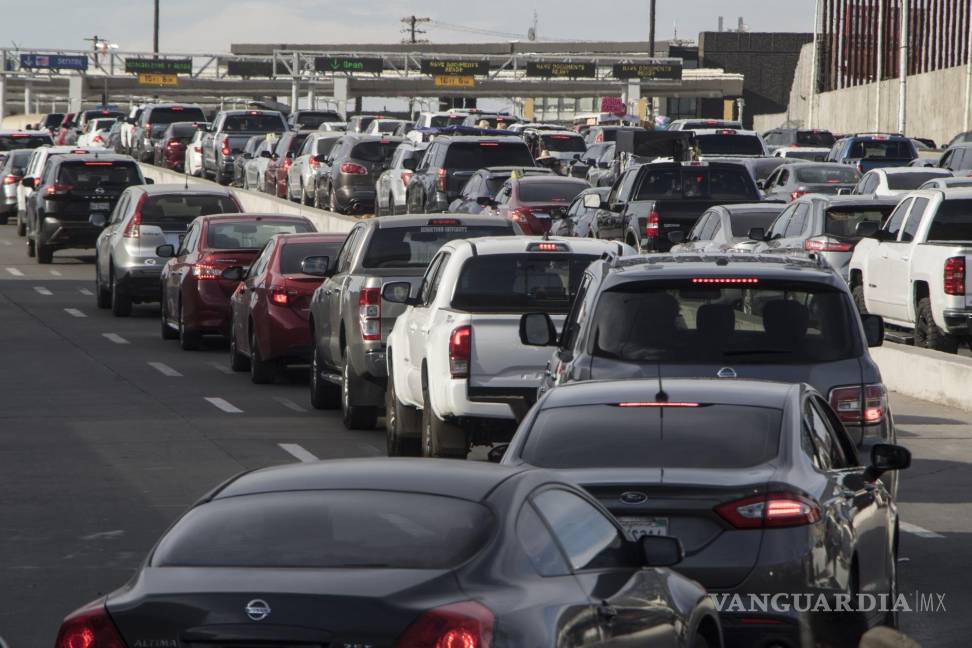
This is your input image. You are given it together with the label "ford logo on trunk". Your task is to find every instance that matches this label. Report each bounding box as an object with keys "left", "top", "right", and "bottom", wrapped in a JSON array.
[
  {"left": 620, "top": 491, "right": 648, "bottom": 504},
  {"left": 245, "top": 599, "right": 271, "bottom": 621}
]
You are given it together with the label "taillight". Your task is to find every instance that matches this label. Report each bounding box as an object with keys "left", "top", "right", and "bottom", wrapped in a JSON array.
[
  {"left": 855, "top": 161, "right": 863, "bottom": 173},
  {"left": 437, "top": 167, "right": 447, "bottom": 192},
  {"left": 123, "top": 195, "right": 147, "bottom": 239},
  {"left": 191, "top": 255, "right": 221, "bottom": 281},
  {"left": 309, "top": 156, "right": 319, "bottom": 168},
  {"left": 3, "top": 175, "right": 20, "bottom": 185},
  {"left": 401, "top": 170, "right": 413, "bottom": 186},
  {"left": 194, "top": 146, "right": 202, "bottom": 153},
  {"left": 270, "top": 287, "right": 289, "bottom": 306},
  {"left": 166, "top": 139, "right": 181, "bottom": 148},
  {"left": 509, "top": 208, "right": 531, "bottom": 224},
  {"left": 45, "top": 183, "right": 73, "bottom": 197},
  {"left": 359, "top": 287, "right": 381, "bottom": 341},
  {"left": 945, "top": 256, "right": 966, "bottom": 295},
  {"left": 341, "top": 162, "right": 368, "bottom": 175},
  {"left": 395, "top": 600, "right": 494, "bottom": 648},
  {"left": 92, "top": 135, "right": 105, "bottom": 144},
  {"left": 221, "top": 138, "right": 231, "bottom": 156},
  {"left": 804, "top": 237, "right": 854, "bottom": 252},
  {"left": 645, "top": 209, "right": 660, "bottom": 239},
  {"left": 283, "top": 157, "right": 293, "bottom": 171},
  {"left": 143, "top": 124, "right": 151, "bottom": 135},
  {"left": 790, "top": 190, "right": 807, "bottom": 201},
  {"left": 715, "top": 492, "right": 822, "bottom": 529},
  {"left": 829, "top": 383, "right": 887, "bottom": 425},
  {"left": 55, "top": 599, "right": 126, "bottom": 648},
  {"left": 449, "top": 326, "right": 471, "bottom": 378}
]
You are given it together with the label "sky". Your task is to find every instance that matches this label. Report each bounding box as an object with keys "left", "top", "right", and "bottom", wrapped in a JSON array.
[{"left": 2, "top": 1, "right": 814, "bottom": 53}]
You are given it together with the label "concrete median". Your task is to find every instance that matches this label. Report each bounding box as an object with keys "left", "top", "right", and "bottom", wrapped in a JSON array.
[
  {"left": 872, "top": 342, "right": 972, "bottom": 413},
  {"left": 138, "top": 164, "right": 358, "bottom": 234}
]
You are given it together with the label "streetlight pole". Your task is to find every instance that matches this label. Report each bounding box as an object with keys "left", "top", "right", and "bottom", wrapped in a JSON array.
[
  {"left": 809, "top": 0, "right": 820, "bottom": 128},
  {"left": 153, "top": 0, "right": 160, "bottom": 55},
  {"left": 897, "top": 0, "right": 908, "bottom": 134}
]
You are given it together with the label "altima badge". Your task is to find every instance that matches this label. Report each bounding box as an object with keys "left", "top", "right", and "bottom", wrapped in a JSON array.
[
  {"left": 717, "top": 367, "right": 738, "bottom": 379},
  {"left": 245, "top": 599, "right": 271, "bottom": 621}
]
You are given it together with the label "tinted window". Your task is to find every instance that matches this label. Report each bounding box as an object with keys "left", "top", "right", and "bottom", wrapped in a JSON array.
[
  {"left": 517, "top": 503, "right": 570, "bottom": 576},
  {"left": 443, "top": 142, "right": 534, "bottom": 169},
  {"left": 148, "top": 107, "right": 206, "bottom": 125},
  {"left": 523, "top": 404, "right": 782, "bottom": 469},
  {"left": 0, "top": 134, "right": 52, "bottom": 150},
  {"left": 886, "top": 172, "right": 950, "bottom": 190},
  {"left": 533, "top": 490, "right": 627, "bottom": 571},
  {"left": 793, "top": 166, "right": 859, "bottom": 184},
  {"left": 294, "top": 112, "right": 341, "bottom": 129},
  {"left": 635, "top": 167, "right": 757, "bottom": 200},
  {"left": 373, "top": 121, "right": 403, "bottom": 134},
  {"left": 695, "top": 134, "right": 764, "bottom": 156},
  {"left": 589, "top": 280, "right": 859, "bottom": 364},
  {"left": 429, "top": 115, "right": 467, "bottom": 127},
  {"left": 452, "top": 254, "right": 597, "bottom": 313},
  {"left": 884, "top": 198, "right": 911, "bottom": 237},
  {"left": 363, "top": 224, "right": 514, "bottom": 268},
  {"left": 901, "top": 199, "right": 928, "bottom": 242},
  {"left": 729, "top": 210, "right": 781, "bottom": 236},
  {"left": 3, "top": 149, "right": 32, "bottom": 173},
  {"left": 285, "top": 133, "right": 310, "bottom": 155},
  {"left": 141, "top": 195, "right": 240, "bottom": 230},
  {"left": 518, "top": 181, "right": 588, "bottom": 203},
  {"left": 926, "top": 199, "right": 972, "bottom": 241},
  {"left": 152, "top": 490, "right": 494, "bottom": 568},
  {"left": 57, "top": 162, "right": 141, "bottom": 187},
  {"left": 541, "top": 134, "right": 586, "bottom": 152},
  {"left": 825, "top": 206, "right": 893, "bottom": 237},
  {"left": 207, "top": 220, "right": 313, "bottom": 249},
  {"left": 166, "top": 123, "right": 197, "bottom": 138},
  {"left": 847, "top": 139, "right": 915, "bottom": 159},
  {"left": 349, "top": 141, "right": 399, "bottom": 163},
  {"left": 223, "top": 113, "right": 286, "bottom": 132},
  {"left": 315, "top": 138, "right": 339, "bottom": 156},
  {"left": 279, "top": 241, "right": 343, "bottom": 274},
  {"left": 796, "top": 131, "right": 836, "bottom": 147}
]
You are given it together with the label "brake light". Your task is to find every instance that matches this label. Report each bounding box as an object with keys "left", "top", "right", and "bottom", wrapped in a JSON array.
[
  {"left": 359, "top": 287, "right": 381, "bottom": 341},
  {"left": 790, "top": 190, "right": 807, "bottom": 201},
  {"left": 171, "top": 106, "right": 184, "bottom": 111},
  {"left": 715, "top": 492, "right": 822, "bottom": 529},
  {"left": 395, "top": 600, "right": 494, "bottom": 648},
  {"left": 855, "top": 162, "right": 863, "bottom": 173},
  {"left": 309, "top": 156, "right": 319, "bottom": 168},
  {"left": 428, "top": 218, "right": 460, "bottom": 226},
  {"left": 804, "top": 237, "right": 854, "bottom": 252},
  {"left": 341, "top": 162, "right": 368, "bottom": 175},
  {"left": 510, "top": 207, "right": 531, "bottom": 224},
  {"left": 479, "top": 142, "right": 499, "bottom": 147},
  {"left": 123, "top": 195, "right": 147, "bottom": 239},
  {"left": 192, "top": 255, "right": 222, "bottom": 280},
  {"left": 166, "top": 139, "right": 182, "bottom": 148},
  {"left": 283, "top": 157, "right": 293, "bottom": 171},
  {"left": 829, "top": 384, "right": 887, "bottom": 424},
  {"left": 92, "top": 135, "right": 105, "bottom": 144},
  {"left": 645, "top": 209, "right": 660, "bottom": 238},
  {"left": 945, "top": 257, "right": 966, "bottom": 295},
  {"left": 270, "top": 287, "right": 289, "bottom": 306},
  {"left": 221, "top": 138, "right": 231, "bottom": 156},
  {"left": 143, "top": 124, "right": 151, "bottom": 134},
  {"left": 55, "top": 599, "right": 126, "bottom": 648},
  {"left": 691, "top": 277, "right": 760, "bottom": 285},
  {"left": 401, "top": 170, "right": 413, "bottom": 186},
  {"left": 45, "top": 183, "right": 73, "bottom": 196},
  {"left": 437, "top": 167, "right": 448, "bottom": 192},
  {"left": 716, "top": 129, "right": 737, "bottom": 135},
  {"left": 533, "top": 242, "right": 565, "bottom": 252},
  {"left": 449, "top": 325, "right": 471, "bottom": 378},
  {"left": 3, "top": 175, "right": 20, "bottom": 185},
  {"left": 194, "top": 146, "right": 202, "bottom": 153}
]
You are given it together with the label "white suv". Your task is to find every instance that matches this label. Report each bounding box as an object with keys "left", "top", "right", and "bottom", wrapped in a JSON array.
[{"left": 383, "top": 236, "right": 634, "bottom": 458}]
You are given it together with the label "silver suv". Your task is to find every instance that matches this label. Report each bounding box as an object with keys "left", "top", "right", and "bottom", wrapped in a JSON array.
[{"left": 94, "top": 184, "right": 241, "bottom": 316}]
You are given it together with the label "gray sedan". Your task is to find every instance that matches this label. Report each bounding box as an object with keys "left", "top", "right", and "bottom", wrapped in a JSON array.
[
  {"left": 761, "top": 162, "right": 861, "bottom": 202},
  {"left": 500, "top": 377, "right": 910, "bottom": 648},
  {"left": 669, "top": 203, "right": 784, "bottom": 253}
]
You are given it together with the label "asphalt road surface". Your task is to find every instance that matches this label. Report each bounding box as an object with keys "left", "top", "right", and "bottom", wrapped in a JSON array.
[{"left": 0, "top": 223, "right": 968, "bottom": 647}]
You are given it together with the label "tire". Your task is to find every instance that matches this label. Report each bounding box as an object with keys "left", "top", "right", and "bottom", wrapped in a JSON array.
[
  {"left": 312, "top": 184, "right": 322, "bottom": 209},
  {"left": 26, "top": 236, "right": 35, "bottom": 257},
  {"left": 95, "top": 263, "right": 111, "bottom": 309},
  {"left": 110, "top": 271, "right": 132, "bottom": 317},
  {"left": 309, "top": 343, "right": 340, "bottom": 409},
  {"left": 915, "top": 296, "right": 958, "bottom": 353},
  {"left": 385, "top": 363, "right": 421, "bottom": 456},
  {"left": 178, "top": 302, "right": 201, "bottom": 351},
  {"left": 16, "top": 214, "right": 26, "bottom": 236},
  {"left": 0, "top": 216, "right": 7, "bottom": 225},
  {"left": 229, "top": 322, "right": 250, "bottom": 372},
  {"left": 329, "top": 185, "right": 341, "bottom": 214},
  {"left": 249, "top": 328, "right": 276, "bottom": 384},
  {"left": 421, "top": 383, "right": 466, "bottom": 459},
  {"left": 300, "top": 183, "right": 309, "bottom": 206},
  {"left": 852, "top": 282, "right": 868, "bottom": 315},
  {"left": 160, "top": 294, "right": 178, "bottom": 340},
  {"left": 36, "top": 240, "right": 53, "bottom": 264},
  {"left": 341, "top": 348, "right": 378, "bottom": 430}
]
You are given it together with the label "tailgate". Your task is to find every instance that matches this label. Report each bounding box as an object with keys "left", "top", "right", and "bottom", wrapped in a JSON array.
[
  {"left": 468, "top": 313, "right": 565, "bottom": 389},
  {"left": 857, "top": 158, "right": 913, "bottom": 172},
  {"left": 644, "top": 199, "right": 721, "bottom": 238}
]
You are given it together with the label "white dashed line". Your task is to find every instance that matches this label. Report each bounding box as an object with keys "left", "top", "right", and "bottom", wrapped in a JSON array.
[
  {"left": 274, "top": 396, "right": 307, "bottom": 413},
  {"left": 0, "top": 240, "right": 11, "bottom": 246},
  {"left": 79, "top": 288, "right": 93, "bottom": 296},
  {"left": 64, "top": 308, "right": 86, "bottom": 318},
  {"left": 102, "top": 333, "right": 129, "bottom": 345},
  {"left": 33, "top": 286, "right": 52, "bottom": 296},
  {"left": 49, "top": 269, "right": 62, "bottom": 276},
  {"left": 207, "top": 361, "right": 234, "bottom": 375},
  {"left": 204, "top": 397, "right": 243, "bottom": 413},
  {"left": 148, "top": 362, "right": 182, "bottom": 377},
  {"left": 5, "top": 267, "right": 23, "bottom": 277},
  {"left": 279, "top": 443, "right": 318, "bottom": 463},
  {"left": 900, "top": 522, "right": 945, "bottom": 539}
]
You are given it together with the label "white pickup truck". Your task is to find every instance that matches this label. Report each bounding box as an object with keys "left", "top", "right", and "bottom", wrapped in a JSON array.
[
  {"left": 383, "top": 236, "right": 633, "bottom": 458},
  {"left": 849, "top": 188, "right": 972, "bottom": 353}
]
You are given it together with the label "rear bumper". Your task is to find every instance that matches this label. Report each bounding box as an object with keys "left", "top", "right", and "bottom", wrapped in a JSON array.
[
  {"left": 184, "top": 282, "right": 233, "bottom": 334},
  {"left": 115, "top": 266, "right": 163, "bottom": 300},
  {"left": 38, "top": 219, "right": 101, "bottom": 249},
  {"left": 942, "top": 309, "right": 972, "bottom": 335},
  {"left": 335, "top": 183, "right": 376, "bottom": 207},
  {"left": 264, "top": 307, "right": 313, "bottom": 362},
  {"left": 434, "top": 380, "right": 528, "bottom": 422}
]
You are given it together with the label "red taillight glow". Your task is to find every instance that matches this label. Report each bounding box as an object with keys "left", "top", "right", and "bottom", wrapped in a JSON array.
[
  {"left": 401, "top": 170, "right": 413, "bottom": 186},
  {"left": 282, "top": 158, "right": 293, "bottom": 171},
  {"left": 394, "top": 600, "right": 494, "bottom": 648},
  {"left": 829, "top": 383, "right": 887, "bottom": 424},
  {"left": 616, "top": 402, "right": 701, "bottom": 408},
  {"left": 359, "top": 287, "right": 381, "bottom": 341},
  {"left": 535, "top": 242, "right": 561, "bottom": 251},
  {"left": 309, "top": 156, "right": 319, "bottom": 168},
  {"left": 428, "top": 218, "right": 460, "bottom": 226},
  {"left": 192, "top": 255, "right": 222, "bottom": 281},
  {"left": 270, "top": 288, "right": 289, "bottom": 306},
  {"left": 92, "top": 135, "right": 105, "bottom": 144},
  {"left": 3, "top": 175, "right": 20, "bottom": 185},
  {"left": 55, "top": 600, "right": 126, "bottom": 648},
  {"left": 341, "top": 162, "right": 368, "bottom": 175},
  {"left": 437, "top": 168, "right": 448, "bottom": 192},
  {"left": 449, "top": 325, "right": 472, "bottom": 378},
  {"left": 790, "top": 190, "right": 807, "bottom": 201},
  {"left": 221, "top": 139, "right": 231, "bottom": 156},
  {"left": 45, "top": 183, "right": 73, "bottom": 196},
  {"left": 645, "top": 209, "right": 660, "bottom": 239},
  {"left": 715, "top": 492, "right": 822, "bottom": 529},
  {"left": 83, "top": 162, "right": 113, "bottom": 166},
  {"left": 945, "top": 256, "right": 966, "bottom": 295},
  {"left": 691, "top": 277, "right": 760, "bottom": 285},
  {"left": 804, "top": 237, "right": 854, "bottom": 252},
  {"left": 123, "top": 195, "right": 147, "bottom": 239},
  {"left": 510, "top": 208, "right": 532, "bottom": 225}
]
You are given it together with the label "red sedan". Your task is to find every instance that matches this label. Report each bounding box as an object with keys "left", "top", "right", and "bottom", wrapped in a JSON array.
[
  {"left": 159, "top": 214, "right": 315, "bottom": 350},
  {"left": 264, "top": 131, "right": 311, "bottom": 199},
  {"left": 228, "top": 232, "right": 346, "bottom": 383},
  {"left": 484, "top": 175, "right": 590, "bottom": 235}
]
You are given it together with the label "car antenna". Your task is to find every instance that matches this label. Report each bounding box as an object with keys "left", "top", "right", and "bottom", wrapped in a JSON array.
[{"left": 655, "top": 363, "right": 669, "bottom": 403}]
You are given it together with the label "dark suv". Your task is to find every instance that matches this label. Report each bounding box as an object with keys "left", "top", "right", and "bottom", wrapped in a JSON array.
[
  {"left": 134, "top": 104, "right": 207, "bottom": 162},
  {"left": 26, "top": 154, "right": 147, "bottom": 264},
  {"left": 405, "top": 136, "right": 535, "bottom": 213},
  {"left": 316, "top": 134, "right": 402, "bottom": 214}
]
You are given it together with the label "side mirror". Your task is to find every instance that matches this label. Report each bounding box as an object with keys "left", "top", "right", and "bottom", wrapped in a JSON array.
[
  {"left": 865, "top": 443, "right": 911, "bottom": 481},
  {"left": 597, "top": 161, "right": 610, "bottom": 169},
  {"left": 21, "top": 177, "right": 35, "bottom": 188},
  {"left": 748, "top": 227, "right": 766, "bottom": 241},
  {"left": 476, "top": 196, "right": 495, "bottom": 207},
  {"left": 639, "top": 535, "right": 684, "bottom": 567},
  {"left": 667, "top": 230, "right": 685, "bottom": 244},
  {"left": 756, "top": 180, "right": 766, "bottom": 190},
  {"left": 582, "top": 193, "right": 601, "bottom": 209},
  {"left": 381, "top": 281, "right": 413, "bottom": 304},
  {"left": 402, "top": 158, "right": 418, "bottom": 171},
  {"left": 260, "top": 150, "right": 272, "bottom": 159},
  {"left": 156, "top": 244, "right": 175, "bottom": 258},
  {"left": 145, "top": 178, "right": 155, "bottom": 185},
  {"left": 519, "top": 312, "right": 558, "bottom": 347},
  {"left": 300, "top": 255, "right": 331, "bottom": 277},
  {"left": 243, "top": 152, "right": 253, "bottom": 160},
  {"left": 88, "top": 213, "right": 108, "bottom": 228},
  {"left": 572, "top": 153, "right": 581, "bottom": 161},
  {"left": 220, "top": 266, "right": 244, "bottom": 281},
  {"left": 487, "top": 443, "right": 509, "bottom": 464},
  {"left": 855, "top": 221, "right": 880, "bottom": 238},
  {"left": 862, "top": 313, "right": 884, "bottom": 347}
]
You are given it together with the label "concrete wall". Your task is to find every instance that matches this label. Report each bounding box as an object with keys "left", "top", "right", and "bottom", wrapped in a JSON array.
[{"left": 871, "top": 343, "right": 972, "bottom": 413}]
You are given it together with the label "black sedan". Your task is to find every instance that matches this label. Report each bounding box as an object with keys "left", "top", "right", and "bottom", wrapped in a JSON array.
[
  {"left": 500, "top": 378, "right": 910, "bottom": 648},
  {"left": 55, "top": 458, "right": 723, "bottom": 648}
]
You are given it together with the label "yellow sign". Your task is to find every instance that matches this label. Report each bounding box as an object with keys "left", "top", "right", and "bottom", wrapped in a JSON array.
[
  {"left": 433, "top": 75, "right": 475, "bottom": 89},
  {"left": 138, "top": 73, "right": 179, "bottom": 87}
]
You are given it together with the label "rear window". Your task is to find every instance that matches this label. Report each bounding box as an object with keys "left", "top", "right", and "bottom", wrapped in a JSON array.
[
  {"left": 848, "top": 139, "right": 915, "bottom": 159},
  {"left": 452, "top": 253, "right": 597, "bottom": 313},
  {"left": 167, "top": 123, "right": 198, "bottom": 138},
  {"left": 223, "top": 113, "right": 286, "bottom": 132},
  {"left": 522, "top": 404, "right": 781, "bottom": 469},
  {"left": 886, "top": 172, "right": 950, "bottom": 190},
  {"left": 782, "top": 149, "right": 829, "bottom": 161},
  {"left": 141, "top": 195, "right": 240, "bottom": 231},
  {"left": 927, "top": 199, "right": 972, "bottom": 241},
  {"left": 148, "top": 107, "right": 206, "bottom": 125},
  {"left": 374, "top": 121, "right": 402, "bottom": 134},
  {"left": 152, "top": 490, "right": 494, "bottom": 569},
  {"left": 793, "top": 166, "right": 860, "bottom": 184},
  {"left": 444, "top": 142, "right": 535, "bottom": 169},
  {"left": 6, "top": 149, "right": 33, "bottom": 172},
  {"left": 429, "top": 115, "right": 467, "bottom": 127},
  {"left": 363, "top": 223, "right": 514, "bottom": 268},
  {"left": 280, "top": 241, "right": 343, "bottom": 274},
  {"left": 635, "top": 167, "right": 758, "bottom": 201},
  {"left": 315, "top": 138, "right": 339, "bottom": 156},
  {"left": 0, "top": 134, "right": 52, "bottom": 150},
  {"left": 728, "top": 210, "right": 782, "bottom": 236},
  {"left": 825, "top": 206, "right": 892, "bottom": 238},
  {"left": 285, "top": 133, "right": 310, "bottom": 155},
  {"left": 57, "top": 162, "right": 141, "bottom": 187},
  {"left": 518, "top": 181, "right": 587, "bottom": 203},
  {"left": 350, "top": 141, "right": 399, "bottom": 163},
  {"left": 589, "top": 280, "right": 859, "bottom": 364},
  {"left": 294, "top": 112, "right": 341, "bottom": 129},
  {"left": 207, "top": 220, "right": 313, "bottom": 249},
  {"left": 541, "top": 134, "right": 586, "bottom": 152},
  {"left": 796, "top": 131, "right": 836, "bottom": 147},
  {"left": 696, "top": 134, "right": 765, "bottom": 156}
]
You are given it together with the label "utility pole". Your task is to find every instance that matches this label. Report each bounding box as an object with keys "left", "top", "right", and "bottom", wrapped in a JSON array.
[
  {"left": 647, "top": 0, "right": 656, "bottom": 124},
  {"left": 808, "top": 0, "right": 820, "bottom": 128},
  {"left": 874, "top": 0, "right": 884, "bottom": 131},
  {"left": 897, "top": 0, "right": 908, "bottom": 135},
  {"left": 400, "top": 16, "right": 430, "bottom": 44},
  {"left": 153, "top": 0, "right": 160, "bottom": 55}
]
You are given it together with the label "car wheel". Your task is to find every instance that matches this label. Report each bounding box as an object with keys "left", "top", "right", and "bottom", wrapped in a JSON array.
[
  {"left": 385, "top": 361, "right": 421, "bottom": 456},
  {"left": 300, "top": 183, "right": 309, "bottom": 206},
  {"left": 852, "top": 282, "right": 868, "bottom": 315},
  {"left": 26, "top": 235, "right": 35, "bottom": 258},
  {"left": 329, "top": 185, "right": 342, "bottom": 214},
  {"left": 915, "top": 296, "right": 958, "bottom": 353},
  {"left": 229, "top": 320, "right": 250, "bottom": 371},
  {"left": 178, "top": 301, "right": 201, "bottom": 351},
  {"left": 16, "top": 213, "right": 26, "bottom": 237},
  {"left": 110, "top": 270, "right": 132, "bottom": 317},
  {"left": 421, "top": 382, "right": 466, "bottom": 459},
  {"left": 160, "top": 293, "right": 178, "bottom": 340},
  {"left": 36, "top": 239, "right": 53, "bottom": 264},
  {"left": 341, "top": 348, "right": 378, "bottom": 430},
  {"left": 95, "top": 262, "right": 111, "bottom": 309},
  {"left": 309, "top": 343, "right": 340, "bottom": 409},
  {"left": 249, "top": 327, "right": 277, "bottom": 384}
]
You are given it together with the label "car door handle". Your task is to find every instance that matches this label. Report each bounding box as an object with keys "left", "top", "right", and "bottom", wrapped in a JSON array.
[{"left": 597, "top": 603, "right": 618, "bottom": 621}]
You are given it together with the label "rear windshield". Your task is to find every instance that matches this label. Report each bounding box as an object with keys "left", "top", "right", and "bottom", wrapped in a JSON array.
[
  {"left": 5, "top": 149, "right": 33, "bottom": 172},
  {"left": 280, "top": 241, "right": 343, "bottom": 274},
  {"left": 728, "top": 210, "right": 782, "bottom": 236},
  {"left": 167, "top": 123, "right": 198, "bottom": 138},
  {"left": 152, "top": 490, "right": 494, "bottom": 569},
  {"left": 696, "top": 134, "right": 765, "bottom": 156},
  {"left": 825, "top": 206, "right": 892, "bottom": 238},
  {"left": 886, "top": 172, "right": 950, "bottom": 190},
  {"left": 316, "top": 138, "right": 339, "bottom": 156},
  {"left": 444, "top": 142, "right": 535, "bottom": 169},
  {"left": 141, "top": 195, "right": 240, "bottom": 231},
  {"left": 848, "top": 139, "right": 915, "bottom": 159},
  {"left": 42, "top": 114, "right": 64, "bottom": 128},
  {"left": 0, "top": 134, "right": 52, "bottom": 150},
  {"left": 541, "top": 134, "right": 586, "bottom": 152},
  {"left": 519, "top": 181, "right": 587, "bottom": 203},
  {"left": 793, "top": 166, "right": 860, "bottom": 184},
  {"left": 148, "top": 107, "right": 206, "bottom": 125},
  {"left": 429, "top": 115, "right": 467, "bottom": 127},
  {"left": 223, "top": 113, "right": 286, "bottom": 132},
  {"left": 523, "top": 404, "right": 781, "bottom": 469},
  {"left": 928, "top": 199, "right": 972, "bottom": 241},
  {"left": 782, "top": 149, "right": 829, "bottom": 161},
  {"left": 363, "top": 224, "right": 513, "bottom": 268},
  {"left": 294, "top": 112, "right": 341, "bottom": 129},
  {"left": 452, "top": 254, "right": 597, "bottom": 313},
  {"left": 468, "top": 116, "right": 518, "bottom": 129},
  {"left": 635, "top": 167, "right": 758, "bottom": 201},
  {"left": 589, "top": 280, "right": 859, "bottom": 364},
  {"left": 207, "top": 220, "right": 313, "bottom": 249},
  {"left": 350, "top": 141, "right": 399, "bottom": 163},
  {"left": 57, "top": 162, "right": 141, "bottom": 187},
  {"left": 284, "top": 133, "right": 310, "bottom": 155},
  {"left": 797, "top": 131, "right": 836, "bottom": 147},
  {"left": 374, "top": 121, "right": 403, "bottom": 134}
]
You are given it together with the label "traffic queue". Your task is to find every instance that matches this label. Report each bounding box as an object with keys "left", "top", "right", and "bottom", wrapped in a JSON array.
[{"left": 11, "top": 103, "right": 971, "bottom": 647}]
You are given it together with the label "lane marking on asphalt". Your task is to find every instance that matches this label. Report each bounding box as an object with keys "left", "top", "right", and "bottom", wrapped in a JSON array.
[
  {"left": 207, "top": 361, "right": 234, "bottom": 375},
  {"left": 64, "top": 308, "right": 86, "bottom": 318},
  {"left": 274, "top": 396, "right": 307, "bottom": 413},
  {"left": 0, "top": 240, "right": 11, "bottom": 246},
  {"left": 49, "top": 269, "right": 62, "bottom": 276},
  {"left": 148, "top": 361, "right": 182, "bottom": 377},
  {"left": 279, "top": 443, "right": 319, "bottom": 463},
  {"left": 102, "top": 333, "right": 129, "bottom": 345},
  {"left": 79, "top": 288, "right": 93, "bottom": 295},
  {"left": 33, "top": 286, "right": 52, "bottom": 296},
  {"left": 5, "top": 267, "right": 23, "bottom": 277},
  {"left": 900, "top": 521, "right": 945, "bottom": 539},
  {"left": 204, "top": 397, "right": 243, "bottom": 413}
]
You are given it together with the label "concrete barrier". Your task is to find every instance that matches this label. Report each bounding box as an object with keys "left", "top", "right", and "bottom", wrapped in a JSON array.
[
  {"left": 872, "top": 342, "right": 972, "bottom": 412},
  {"left": 138, "top": 164, "right": 358, "bottom": 234}
]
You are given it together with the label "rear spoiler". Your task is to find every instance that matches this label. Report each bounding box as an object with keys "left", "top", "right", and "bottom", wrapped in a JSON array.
[{"left": 616, "top": 130, "right": 696, "bottom": 162}]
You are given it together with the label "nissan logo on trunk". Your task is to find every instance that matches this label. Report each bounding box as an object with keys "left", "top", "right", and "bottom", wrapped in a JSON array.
[
  {"left": 620, "top": 491, "right": 648, "bottom": 504},
  {"left": 245, "top": 599, "right": 271, "bottom": 621}
]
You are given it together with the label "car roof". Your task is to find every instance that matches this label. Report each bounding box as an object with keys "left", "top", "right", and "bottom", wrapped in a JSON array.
[
  {"left": 196, "top": 213, "right": 312, "bottom": 223},
  {"left": 691, "top": 128, "right": 761, "bottom": 136},
  {"left": 482, "top": 165, "right": 548, "bottom": 175},
  {"left": 539, "top": 378, "right": 798, "bottom": 410},
  {"left": 51, "top": 153, "right": 136, "bottom": 164},
  {"left": 436, "top": 135, "right": 525, "bottom": 144},
  {"left": 609, "top": 253, "right": 839, "bottom": 284},
  {"left": 808, "top": 194, "right": 900, "bottom": 207},
  {"left": 444, "top": 236, "right": 627, "bottom": 256},
  {"left": 367, "top": 214, "right": 514, "bottom": 229},
  {"left": 719, "top": 202, "right": 787, "bottom": 213},
  {"left": 512, "top": 174, "right": 588, "bottom": 185},
  {"left": 215, "top": 458, "right": 527, "bottom": 502},
  {"left": 144, "top": 103, "right": 202, "bottom": 110},
  {"left": 877, "top": 166, "right": 951, "bottom": 175},
  {"left": 272, "top": 232, "right": 346, "bottom": 243},
  {"left": 0, "top": 130, "right": 52, "bottom": 135},
  {"left": 133, "top": 183, "right": 236, "bottom": 196}
]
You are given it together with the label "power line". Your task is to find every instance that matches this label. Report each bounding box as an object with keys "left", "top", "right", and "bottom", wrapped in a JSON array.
[{"left": 401, "top": 16, "right": 431, "bottom": 44}]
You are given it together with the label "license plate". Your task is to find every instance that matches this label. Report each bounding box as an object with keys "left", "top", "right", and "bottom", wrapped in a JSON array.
[
  {"left": 90, "top": 202, "right": 110, "bottom": 211},
  {"left": 532, "top": 212, "right": 550, "bottom": 219},
  {"left": 619, "top": 516, "right": 669, "bottom": 539}
]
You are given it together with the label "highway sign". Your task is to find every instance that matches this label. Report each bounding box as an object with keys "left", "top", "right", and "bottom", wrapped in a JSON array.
[
  {"left": 525, "top": 61, "right": 596, "bottom": 78},
  {"left": 612, "top": 61, "right": 683, "bottom": 80},
  {"left": 225, "top": 60, "right": 275, "bottom": 77},
  {"left": 433, "top": 75, "right": 475, "bottom": 89},
  {"left": 421, "top": 60, "right": 489, "bottom": 76},
  {"left": 126, "top": 58, "right": 192, "bottom": 75},
  {"left": 19, "top": 54, "right": 88, "bottom": 71},
  {"left": 314, "top": 56, "right": 384, "bottom": 74},
  {"left": 137, "top": 73, "right": 179, "bottom": 87}
]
